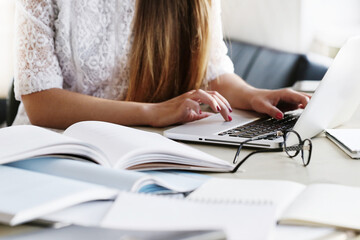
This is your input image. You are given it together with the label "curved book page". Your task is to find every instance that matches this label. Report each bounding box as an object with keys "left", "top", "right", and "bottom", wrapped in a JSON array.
[
  {"left": 0, "top": 125, "right": 108, "bottom": 166},
  {"left": 64, "top": 121, "right": 233, "bottom": 172}
]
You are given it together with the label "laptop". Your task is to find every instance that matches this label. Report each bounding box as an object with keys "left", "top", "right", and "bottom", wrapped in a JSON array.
[{"left": 164, "top": 36, "right": 360, "bottom": 148}]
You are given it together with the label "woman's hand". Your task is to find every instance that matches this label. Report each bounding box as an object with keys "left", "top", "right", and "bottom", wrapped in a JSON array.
[
  {"left": 248, "top": 88, "right": 310, "bottom": 120},
  {"left": 148, "top": 89, "right": 232, "bottom": 127},
  {"left": 208, "top": 73, "right": 310, "bottom": 120}
]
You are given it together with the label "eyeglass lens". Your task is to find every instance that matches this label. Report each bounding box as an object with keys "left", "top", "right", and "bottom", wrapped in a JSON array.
[
  {"left": 284, "top": 131, "right": 302, "bottom": 158},
  {"left": 301, "top": 139, "right": 312, "bottom": 166},
  {"left": 284, "top": 130, "right": 312, "bottom": 166}
]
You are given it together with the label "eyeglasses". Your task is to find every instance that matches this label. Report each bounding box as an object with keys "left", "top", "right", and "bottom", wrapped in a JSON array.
[{"left": 231, "top": 130, "right": 312, "bottom": 173}]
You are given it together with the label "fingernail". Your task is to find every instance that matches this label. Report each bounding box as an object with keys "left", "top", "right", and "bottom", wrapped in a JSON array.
[
  {"left": 199, "top": 110, "right": 202, "bottom": 114},
  {"left": 217, "top": 106, "right": 221, "bottom": 112},
  {"left": 276, "top": 113, "right": 283, "bottom": 120},
  {"left": 229, "top": 107, "right": 233, "bottom": 113},
  {"left": 228, "top": 115, "right": 232, "bottom": 121}
]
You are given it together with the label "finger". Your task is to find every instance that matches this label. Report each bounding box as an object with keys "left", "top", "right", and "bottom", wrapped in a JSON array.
[
  {"left": 212, "top": 94, "right": 232, "bottom": 121},
  {"left": 182, "top": 111, "right": 212, "bottom": 123},
  {"left": 180, "top": 99, "right": 212, "bottom": 123},
  {"left": 189, "top": 89, "right": 222, "bottom": 113},
  {"left": 192, "top": 89, "right": 231, "bottom": 121},
  {"left": 208, "top": 91, "right": 232, "bottom": 112},
  {"left": 278, "top": 89, "right": 310, "bottom": 108},
  {"left": 276, "top": 101, "right": 301, "bottom": 112},
  {"left": 182, "top": 98, "right": 202, "bottom": 115},
  {"left": 262, "top": 101, "right": 284, "bottom": 120}
]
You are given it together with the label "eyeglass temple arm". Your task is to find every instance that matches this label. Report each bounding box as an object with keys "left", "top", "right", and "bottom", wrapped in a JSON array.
[
  {"left": 233, "top": 131, "right": 283, "bottom": 164},
  {"left": 231, "top": 148, "right": 283, "bottom": 173}
]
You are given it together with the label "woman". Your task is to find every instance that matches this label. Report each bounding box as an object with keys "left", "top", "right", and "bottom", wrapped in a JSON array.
[{"left": 14, "top": 0, "right": 309, "bottom": 129}]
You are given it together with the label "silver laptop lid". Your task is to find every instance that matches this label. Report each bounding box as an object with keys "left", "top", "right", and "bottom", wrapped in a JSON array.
[
  {"left": 164, "top": 36, "right": 360, "bottom": 147},
  {"left": 293, "top": 36, "right": 360, "bottom": 140}
]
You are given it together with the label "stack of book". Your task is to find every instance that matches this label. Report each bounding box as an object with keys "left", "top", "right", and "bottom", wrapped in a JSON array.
[{"left": 0, "top": 121, "right": 233, "bottom": 226}]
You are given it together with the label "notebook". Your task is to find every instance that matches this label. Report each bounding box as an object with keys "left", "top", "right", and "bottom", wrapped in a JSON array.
[
  {"left": 101, "top": 192, "right": 276, "bottom": 240},
  {"left": 164, "top": 36, "right": 360, "bottom": 148},
  {"left": 0, "top": 165, "right": 117, "bottom": 226},
  {"left": 325, "top": 129, "right": 360, "bottom": 158},
  {"left": 188, "top": 178, "right": 360, "bottom": 231}
]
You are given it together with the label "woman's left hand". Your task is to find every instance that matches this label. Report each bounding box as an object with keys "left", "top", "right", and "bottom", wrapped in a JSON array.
[{"left": 248, "top": 88, "right": 310, "bottom": 120}]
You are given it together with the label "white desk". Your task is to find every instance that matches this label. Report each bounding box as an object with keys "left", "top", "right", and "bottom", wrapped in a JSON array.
[
  {"left": 2, "top": 106, "right": 360, "bottom": 239},
  {"left": 143, "top": 105, "right": 360, "bottom": 187}
]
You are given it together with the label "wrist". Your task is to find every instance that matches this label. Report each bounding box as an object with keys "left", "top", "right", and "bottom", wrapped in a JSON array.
[
  {"left": 243, "top": 86, "right": 260, "bottom": 108},
  {"left": 137, "top": 103, "right": 156, "bottom": 126},
  {"left": 231, "top": 84, "right": 259, "bottom": 110}
]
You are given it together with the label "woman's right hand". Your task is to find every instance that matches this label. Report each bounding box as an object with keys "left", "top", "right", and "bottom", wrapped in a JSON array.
[{"left": 148, "top": 89, "right": 232, "bottom": 127}]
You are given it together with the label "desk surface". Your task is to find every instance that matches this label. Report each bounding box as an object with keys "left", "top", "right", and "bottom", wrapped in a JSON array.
[
  {"left": 2, "top": 106, "right": 360, "bottom": 239},
  {"left": 139, "top": 105, "right": 360, "bottom": 187}
]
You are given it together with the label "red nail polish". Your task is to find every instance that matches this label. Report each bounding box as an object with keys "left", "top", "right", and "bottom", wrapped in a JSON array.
[
  {"left": 217, "top": 106, "right": 221, "bottom": 112},
  {"left": 228, "top": 116, "right": 232, "bottom": 121},
  {"left": 199, "top": 110, "right": 202, "bottom": 114},
  {"left": 229, "top": 108, "right": 233, "bottom": 113},
  {"left": 276, "top": 113, "right": 283, "bottom": 120}
]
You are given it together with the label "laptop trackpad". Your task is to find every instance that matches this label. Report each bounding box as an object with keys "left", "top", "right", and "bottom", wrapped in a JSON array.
[{"left": 165, "top": 109, "right": 262, "bottom": 136}]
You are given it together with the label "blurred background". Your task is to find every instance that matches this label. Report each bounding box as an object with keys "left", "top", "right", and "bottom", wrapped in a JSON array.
[
  {"left": 0, "top": 0, "right": 15, "bottom": 98},
  {"left": 221, "top": 0, "right": 360, "bottom": 55},
  {"left": 1, "top": 0, "right": 360, "bottom": 98}
]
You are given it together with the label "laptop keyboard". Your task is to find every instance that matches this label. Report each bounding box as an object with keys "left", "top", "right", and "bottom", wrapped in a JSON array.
[{"left": 218, "top": 113, "right": 300, "bottom": 140}]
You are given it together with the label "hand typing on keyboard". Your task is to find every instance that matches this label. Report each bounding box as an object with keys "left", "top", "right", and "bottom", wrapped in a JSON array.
[{"left": 218, "top": 113, "right": 300, "bottom": 139}]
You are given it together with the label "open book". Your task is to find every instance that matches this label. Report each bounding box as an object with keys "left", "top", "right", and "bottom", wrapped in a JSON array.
[
  {"left": 1, "top": 158, "right": 209, "bottom": 226},
  {"left": 7, "top": 157, "right": 210, "bottom": 194},
  {"left": 188, "top": 178, "right": 360, "bottom": 231},
  {"left": 0, "top": 121, "right": 233, "bottom": 172},
  {"left": 0, "top": 164, "right": 118, "bottom": 226}
]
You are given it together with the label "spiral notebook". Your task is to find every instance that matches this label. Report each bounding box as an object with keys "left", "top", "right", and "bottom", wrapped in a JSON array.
[
  {"left": 188, "top": 178, "right": 360, "bottom": 231},
  {"left": 101, "top": 192, "right": 276, "bottom": 240}
]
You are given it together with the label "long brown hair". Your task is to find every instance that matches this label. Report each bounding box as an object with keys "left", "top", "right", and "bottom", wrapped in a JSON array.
[{"left": 126, "top": 0, "right": 212, "bottom": 103}]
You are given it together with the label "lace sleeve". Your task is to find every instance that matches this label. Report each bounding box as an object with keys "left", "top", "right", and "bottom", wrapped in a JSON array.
[
  {"left": 204, "top": 0, "right": 234, "bottom": 85},
  {"left": 14, "top": 0, "right": 63, "bottom": 101}
]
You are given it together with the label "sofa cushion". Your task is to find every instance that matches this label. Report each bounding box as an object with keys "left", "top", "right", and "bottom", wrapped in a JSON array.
[{"left": 226, "top": 40, "right": 328, "bottom": 89}]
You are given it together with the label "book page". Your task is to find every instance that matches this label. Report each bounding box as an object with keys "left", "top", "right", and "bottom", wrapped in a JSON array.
[
  {"left": 64, "top": 121, "right": 233, "bottom": 171},
  {"left": 6, "top": 157, "right": 147, "bottom": 192},
  {"left": 7, "top": 158, "right": 209, "bottom": 194},
  {"left": 0, "top": 165, "right": 117, "bottom": 226},
  {"left": 0, "top": 125, "right": 108, "bottom": 166},
  {"left": 140, "top": 171, "right": 210, "bottom": 193},
  {"left": 101, "top": 192, "right": 276, "bottom": 240},
  {"left": 279, "top": 183, "right": 360, "bottom": 230},
  {"left": 188, "top": 178, "right": 306, "bottom": 219},
  {"left": 326, "top": 129, "right": 360, "bottom": 158},
  {"left": 42, "top": 200, "right": 113, "bottom": 227}
]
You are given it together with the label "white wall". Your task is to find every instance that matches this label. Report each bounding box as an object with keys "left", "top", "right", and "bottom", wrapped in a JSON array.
[
  {"left": 1, "top": 0, "right": 359, "bottom": 98},
  {"left": 0, "top": 0, "right": 15, "bottom": 98},
  {"left": 221, "top": 0, "right": 305, "bottom": 53},
  {"left": 221, "top": 0, "right": 360, "bottom": 55}
]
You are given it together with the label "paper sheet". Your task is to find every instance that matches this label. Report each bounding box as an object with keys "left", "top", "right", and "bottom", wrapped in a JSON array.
[{"left": 101, "top": 192, "right": 276, "bottom": 240}]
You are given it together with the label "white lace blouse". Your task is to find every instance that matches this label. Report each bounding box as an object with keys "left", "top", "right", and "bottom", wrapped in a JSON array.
[{"left": 13, "top": 0, "right": 234, "bottom": 125}]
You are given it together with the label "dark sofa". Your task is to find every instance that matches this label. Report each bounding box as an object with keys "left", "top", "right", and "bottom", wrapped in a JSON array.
[
  {"left": 0, "top": 39, "right": 329, "bottom": 126},
  {"left": 226, "top": 40, "right": 328, "bottom": 89}
]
